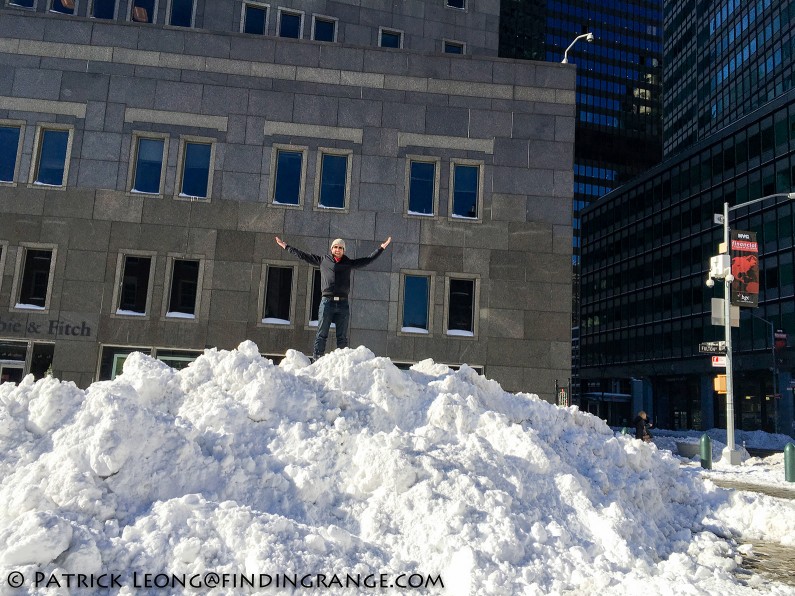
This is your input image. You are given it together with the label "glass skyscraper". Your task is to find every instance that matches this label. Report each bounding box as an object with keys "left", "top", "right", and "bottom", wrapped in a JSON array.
[
  {"left": 579, "top": 0, "right": 795, "bottom": 433},
  {"left": 664, "top": 0, "right": 795, "bottom": 156},
  {"left": 580, "top": 91, "right": 795, "bottom": 431}
]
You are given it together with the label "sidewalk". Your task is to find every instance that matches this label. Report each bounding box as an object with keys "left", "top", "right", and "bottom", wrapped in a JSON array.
[
  {"left": 709, "top": 478, "right": 795, "bottom": 588},
  {"left": 735, "top": 540, "right": 795, "bottom": 588},
  {"left": 709, "top": 478, "right": 795, "bottom": 500}
]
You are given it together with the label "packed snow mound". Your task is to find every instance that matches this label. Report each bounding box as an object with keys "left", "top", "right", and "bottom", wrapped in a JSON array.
[{"left": 0, "top": 342, "right": 790, "bottom": 595}]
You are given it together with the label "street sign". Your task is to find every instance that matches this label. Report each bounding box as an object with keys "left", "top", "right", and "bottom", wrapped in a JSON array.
[
  {"left": 711, "top": 355, "right": 726, "bottom": 367},
  {"left": 699, "top": 341, "right": 726, "bottom": 353}
]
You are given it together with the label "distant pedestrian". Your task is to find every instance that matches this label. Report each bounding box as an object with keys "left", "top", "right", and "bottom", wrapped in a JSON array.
[
  {"left": 275, "top": 236, "right": 392, "bottom": 362},
  {"left": 633, "top": 410, "right": 653, "bottom": 442}
]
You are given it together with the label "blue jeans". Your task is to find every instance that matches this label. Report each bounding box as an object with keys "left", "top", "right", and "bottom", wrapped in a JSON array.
[{"left": 313, "top": 297, "right": 350, "bottom": 357}]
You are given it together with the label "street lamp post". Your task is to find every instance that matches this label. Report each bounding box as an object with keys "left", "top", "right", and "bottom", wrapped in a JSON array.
[
  {"left": 710, "top": 192, "right": 795, "bottom": 464},
  {"left": 561, "top": 32, "right": 594, "bottom": 64}
]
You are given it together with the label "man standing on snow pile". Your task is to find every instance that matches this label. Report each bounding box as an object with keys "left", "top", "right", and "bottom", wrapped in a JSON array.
[{"left": 275, "top": 235, "right": 392, "bottom": 362}]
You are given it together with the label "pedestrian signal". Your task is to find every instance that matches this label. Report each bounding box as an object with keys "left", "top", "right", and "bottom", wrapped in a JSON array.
[{"left": 713, "top": 375, "right": 727, "bottom": 394}]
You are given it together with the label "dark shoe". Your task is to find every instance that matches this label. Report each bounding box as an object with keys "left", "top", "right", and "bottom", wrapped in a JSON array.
[{"left": 309, "top": 354, "right": 320, "bottom": 364}]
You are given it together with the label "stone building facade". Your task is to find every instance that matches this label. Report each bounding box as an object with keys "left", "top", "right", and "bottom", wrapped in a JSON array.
[{"left": 0, "top": 0, "right": 574, "bottom": 399}]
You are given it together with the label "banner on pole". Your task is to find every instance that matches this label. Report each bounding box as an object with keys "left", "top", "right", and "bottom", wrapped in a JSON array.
[{"left": 730, "top": 230, "right": 759, "bottom": 307}]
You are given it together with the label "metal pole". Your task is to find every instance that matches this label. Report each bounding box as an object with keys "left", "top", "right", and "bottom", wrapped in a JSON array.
[
  {"left": 723, "top": 201, "right": 737, "bottom": 463},
  {"left": 771, "top": 323, "right": 778, "bottom": 433},
  {"left": 769, "top": 323, "right": 776, "bottom": 397},
  {"left": 714, "top": 193, "right": 795, "bottom": 463}
]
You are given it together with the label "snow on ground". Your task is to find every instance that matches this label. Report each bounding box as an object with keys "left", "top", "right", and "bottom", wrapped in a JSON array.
[
  {"left": 1, "top": 342, "right": 794, "bottom": 595},
  {"left": 650, "top": 429, "right": 795, "bottom": 490}
]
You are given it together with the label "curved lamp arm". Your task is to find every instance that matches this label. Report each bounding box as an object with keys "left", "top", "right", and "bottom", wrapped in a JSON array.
[{"left": 562, "top": 32, "right": 594, "bottom": 64}]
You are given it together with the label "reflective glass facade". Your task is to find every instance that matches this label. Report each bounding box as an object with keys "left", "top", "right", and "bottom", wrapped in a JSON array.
[
  {"left": 664, "top": 0, "right": 795, "bottom": 156},
  {"left": 580, "top": 93, "right": 795, "bottom": 431}
]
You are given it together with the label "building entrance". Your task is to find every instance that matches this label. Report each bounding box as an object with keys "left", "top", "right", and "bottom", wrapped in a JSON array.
[{"left": 657, "top": 376, "right": 701, "bottom": 430}]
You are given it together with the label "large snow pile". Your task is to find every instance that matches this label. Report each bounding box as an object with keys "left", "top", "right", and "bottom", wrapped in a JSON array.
[{"left": 1, "top": 342, "right": 794, "bottom": 595}]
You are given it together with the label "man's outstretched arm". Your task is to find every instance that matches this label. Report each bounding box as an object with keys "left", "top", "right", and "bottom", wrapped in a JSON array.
[
  {"left": 275, "top": 236, "right": 321, "bottom": 265},
  {"left": 351, "top": 237, "right": 392, "bottom": 268}
]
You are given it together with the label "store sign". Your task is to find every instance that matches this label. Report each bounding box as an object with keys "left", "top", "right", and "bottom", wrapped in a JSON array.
[
  {"left": 0, "top": 315, "right": 94, "bottom": 339},
  {"left": 730, "top": 230, "right": 759, "bottom": 307}
]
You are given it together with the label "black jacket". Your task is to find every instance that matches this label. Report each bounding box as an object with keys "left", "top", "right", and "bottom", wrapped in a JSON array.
[
  {"left": 633, "top": 415, "right": 652, "bottom": 440},
  {"left": 285, "top": 244, "right": 384, "bottom": 298}
]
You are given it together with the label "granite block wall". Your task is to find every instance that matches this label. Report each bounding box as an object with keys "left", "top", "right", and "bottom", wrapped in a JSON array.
[{"left": 0, "top": 5, "right": 574, "bottom": 399}]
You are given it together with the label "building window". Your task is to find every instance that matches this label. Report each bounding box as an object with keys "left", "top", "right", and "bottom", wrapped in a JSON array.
[
  {"left": 261, "top": 264, "right": 294, "bottom": 324},
  {"left": 91, "top": 0, "right": 114, "bottom": 18},
  {"left": 379, "top": 28, "right": 402, "bottom": 49},
  {"left": 0, "top": 340, "right": 54, "bottom": 384},
  {"left": 446, "top": 277, "right": 476, "bottom": 336},
  {"left": 130, "top": 135, "right": 167, "bottom": 194},
  {"left": 317, "top": 151, "right": 350, "bottom": 209},
  {"left": 401, "top": 273, "right": 432, "bottom": 334},
  {"left": 155, "top": 348, "right": 201, "bottom": 370},
  {"left": 0, "top": 341, "right": 26, "bottom": 384},
  {"left": 50, "top": 0, "right": 75, "bottom": 15},
  {"left": 166, "top": 258, "right": 200, "bottom": 318},
  {"left": 177, "top": 138, "right": 213, "bottom": 199},
  {"left": 168, "top": 0, "right": 193, "bottom": 27},
  {"left": 9, "top": 0, "right": 36, "bottom": 8},
  {"left": 312, "top": 14, "right": 336, "bottom": 42},
  {"left": 242, "top": 2, "right": 268, "bottom": 34},
  {"left": 130, "top": 0, "right": 155, "bottom": 22},
  {"left": 115, "top": 253, "right": 154, "bottom": 316},
  {"left": 450, "top": 161, "right": 482, "bottom": 219},
  {"left": 406, "top": 158, "right": 438, "bottom": 216},
  {"left": 99, "top": 345, "right": 153, "bottom": 380},
  {"left": 443, "top": 40, "right": 465, "bottom": 54},
  {"left": 14, "top": 247, "right": 55, "bottom": 310},
  {"left": 0, "top": 123, "right": 23, "bottom": 184},
  {"left": 446, "top": 0, "right": 465, "bottom": 8},
  {"left": 277, "top": 8, "right": 302, "bottom": 38},
  {"left": 31, "top": 127, "right": 72, "bottom": 187},
  {"left": 270, "top": 145, "right": 305, "bottom": 206}
]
